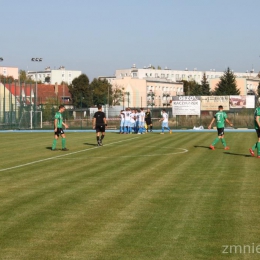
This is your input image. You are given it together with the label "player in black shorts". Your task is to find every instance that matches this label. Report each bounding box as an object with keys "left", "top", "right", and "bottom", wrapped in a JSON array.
[
  {"left": 145, "top": 108, "right": 153, "bottom": 132},
  {"left": 93, "top": 105, "right": 107, "bottom": 146}
]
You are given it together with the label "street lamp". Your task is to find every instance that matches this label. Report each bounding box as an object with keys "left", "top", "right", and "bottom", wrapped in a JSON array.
[{"left": 31, "top": 57, "right": 42, "bottom": 128}]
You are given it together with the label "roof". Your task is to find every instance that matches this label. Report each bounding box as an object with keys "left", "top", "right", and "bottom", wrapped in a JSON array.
[{"left": 4, "top": 83, "right": 72, "bottom": 105}]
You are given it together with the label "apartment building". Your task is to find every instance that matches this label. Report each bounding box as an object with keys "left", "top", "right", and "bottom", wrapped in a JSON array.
[
  {"left": 101, "top": 76, "right": 184, "bottom": 108},
  {"left": 115, "top": 64, "right": 257, "bottom": 84},
  {"left": 0, "top": 66, "right": 19, "bottom": 80},
  {"left": 27, "top": 66, "right": 81, "bottom": 85}
]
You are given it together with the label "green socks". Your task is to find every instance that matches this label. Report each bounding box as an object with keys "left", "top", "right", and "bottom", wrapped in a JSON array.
[
  {"left": 62, "top": 138, "right": 66, "bottom": 149},
  {"left": 252, "top": 142, "right": 257, "bottom": 151},
  {"left": 212, "top": 137, "right": 220, "bottom": 146},
  {"left": 258, "top": 142, "right": 260, "bottom": 156},
  {"left": 52, "top": 138, "right": 66, "bottom": 149},
  {"left": 52, "top": 139, "right": 57, "bottom": 150},
  {"left": 221, "top": 138, "right": 227, "bottom": 148}
]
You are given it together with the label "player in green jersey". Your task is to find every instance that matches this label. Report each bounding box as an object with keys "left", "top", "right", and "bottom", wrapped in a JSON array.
[
  {"left": 208, "top": 105, "right": 233, "bottom": 150},
  {"left": 249, "top": 107, "right": 260, "bottom": 157},
  {"left": 51, "top": 105, "right": 69, "bottom": 151}
]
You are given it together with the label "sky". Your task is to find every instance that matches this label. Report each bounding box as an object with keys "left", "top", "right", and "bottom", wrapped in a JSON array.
[{"left": 1, "top": 0, "right": 260, "bottom": 80}]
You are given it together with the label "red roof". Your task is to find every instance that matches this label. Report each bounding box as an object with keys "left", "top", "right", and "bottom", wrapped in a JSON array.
[{"left": 4, "top": 83, "right": 72, "bottom": 105}]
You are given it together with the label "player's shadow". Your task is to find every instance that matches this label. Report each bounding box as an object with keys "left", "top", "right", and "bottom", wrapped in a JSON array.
[
  {"left": 84, "top": 143, "right": 97, "bottom": 146},
  {"left": 194, "top": 145, "right": 211, "bottom": 149},
  {"left": 224, "top": 152, "right": 251, "bottom": 157},
  {"left": 46, "top": 147, "right": 53, "bottom": 150}
]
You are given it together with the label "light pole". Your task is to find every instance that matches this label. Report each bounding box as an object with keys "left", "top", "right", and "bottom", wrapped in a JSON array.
[{"left": 31, "top": 58, "right": 42, "bottom": 128}]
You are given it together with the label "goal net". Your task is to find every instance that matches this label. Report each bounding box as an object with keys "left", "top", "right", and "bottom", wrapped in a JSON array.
[{"left": 18, "top": 111, "right": 42, "bottom": 129}]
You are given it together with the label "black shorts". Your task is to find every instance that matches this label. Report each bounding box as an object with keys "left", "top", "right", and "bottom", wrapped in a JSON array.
[
  {"left": 255, "top": 129, "right": 260, "bottom": 138},
  {"left": 217, "top": 128, "right": 224, "bottom": 136},
  {"left": 55, "top": 128, "right": 64, "bottom": 136},
  {"left": 145, "top": 119, "right": 152, "bottom": 125},
  {"left": 96, "top": 125, "right": 106, "bottom": 133}
]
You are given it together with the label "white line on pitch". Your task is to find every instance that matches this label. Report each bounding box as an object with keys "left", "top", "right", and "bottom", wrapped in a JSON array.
[{"left": 0, "top": 137, "right": 139, "bottom": 172}]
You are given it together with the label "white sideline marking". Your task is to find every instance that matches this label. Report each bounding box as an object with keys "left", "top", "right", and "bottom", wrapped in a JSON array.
[{"left": 0, "top": 137, "right": 139, "bottom": 173}]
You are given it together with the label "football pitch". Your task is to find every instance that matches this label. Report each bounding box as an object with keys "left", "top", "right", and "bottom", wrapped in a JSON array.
[{"left": 1, "top": 131, "right": 260, "bottom": 260}]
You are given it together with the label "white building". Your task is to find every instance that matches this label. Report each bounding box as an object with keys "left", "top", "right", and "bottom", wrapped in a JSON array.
[
  {"left": 27, "top": 66, "right": 81, "bottom": 85},
  {"left": 115, "top": 64, "right": 258, "bottom": 84}
]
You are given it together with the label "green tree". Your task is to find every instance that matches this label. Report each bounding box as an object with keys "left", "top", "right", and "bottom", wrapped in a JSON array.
[
  {"left": 42, "top": 97, "right": 58, "bottom": 122},
  {"left": 19, "top": 70, "right": 35, "bottom": 83},
  {"left": 90, "top": 78, "right": 112, "bottom": 106},
  {"left": 111, "top": 84, "right": 124, "bottom": 106},
  {"left": 0, "top": 74, "right": 15, "bottom": 83},
  {"left": 201, "top": 73, "right": 211, "bottom": 95},
  {"left": 190, "top": 81, "right": 203, "bottom": 95},
  {"left": 19, "top": 70, "right": 27, "bottom": 82},
  {"left": 182, "top": 80, "right": 190, "bottom": 95},
  {"left": 68, "top": 74, "right": 92, "bottom": 108},
  {"left": 182, "top": 80, "right": 200, "bottom": 95},
  {"left": 214, "top": 67, "right": 240, "bottom": 95}
]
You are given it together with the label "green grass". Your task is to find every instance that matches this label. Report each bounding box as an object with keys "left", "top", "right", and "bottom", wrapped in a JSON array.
[{"left": 0, "top": 131, "right": 260, "bottom": 260}]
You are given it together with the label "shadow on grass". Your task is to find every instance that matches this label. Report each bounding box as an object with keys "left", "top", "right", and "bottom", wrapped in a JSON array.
[
  {"left": 46, "top": 147, "right": 61, "bottom": 151},
  {"left": 224, "top": 152, "right": 252, "bottom": 157},
  {"left": 84, "top": 143, "right": 98, "bottom": 146},
  {"left": 194, "top": 145, "right": 210, "bottom": 149}
]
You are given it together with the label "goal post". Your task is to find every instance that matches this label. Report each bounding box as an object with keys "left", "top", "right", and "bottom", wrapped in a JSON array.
[{"left": 18, "top": 111, "right": 43, "bottom": 129}]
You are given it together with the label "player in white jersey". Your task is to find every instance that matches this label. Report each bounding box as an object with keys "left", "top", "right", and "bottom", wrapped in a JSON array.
[
  {"left": 122, "top": 108, "right": 131, "bottom": 134},
  {"left": 135, "top": 109, "right": 139, "bottom": 133},
  {"left": 138, "top": 108, "right": 145, "bottom": 134},
  {"left": 119, "top": 110, "right": 125, "bottom": 134},
  {"left": 130, "top": 109, "right": 136, "bottom": 134},
  {"left": 159, "top": 109, "right": 172, "bottom": 134}
]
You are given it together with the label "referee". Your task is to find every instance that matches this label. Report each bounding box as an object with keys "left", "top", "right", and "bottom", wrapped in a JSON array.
[
  {"left": 93, "top": 105, "right": 107, "bottom": 146},
  {"left": 145, "top": 108, "right": 153, "bottom": 132}
]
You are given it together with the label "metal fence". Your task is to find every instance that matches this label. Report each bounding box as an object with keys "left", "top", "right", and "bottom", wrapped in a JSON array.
[{"left": 0, "top": 82, "right": 256, "bottom": 130}]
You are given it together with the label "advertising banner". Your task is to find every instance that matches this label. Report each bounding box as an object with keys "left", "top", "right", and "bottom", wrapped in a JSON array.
[
  {"left": 200, "top": 96, "right": 229, "bottom": 111},
  {"left": 229, "top": 95, "right": 255, "bottom": 108},
  {"left": 172, "top": 96, "right": 200, "bottom": 116}
]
